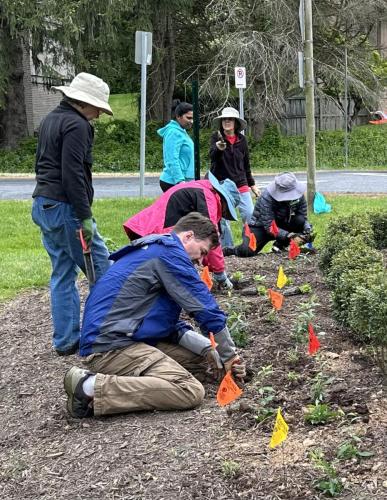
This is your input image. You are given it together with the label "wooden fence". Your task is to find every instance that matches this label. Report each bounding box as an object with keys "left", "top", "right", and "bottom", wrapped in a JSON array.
[{"left": 280, "top": 96, "right": 370, "bottom": 136}]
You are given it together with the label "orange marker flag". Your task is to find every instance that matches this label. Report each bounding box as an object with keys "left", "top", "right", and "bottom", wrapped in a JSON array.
[
  {"left": 209, "top": 332, "right": 218, "bottom": 349},
  {"left": 244, "top": 223, "right": 257, "bottom": 251},
  {"left": 216, "top": 371, "right": 243, "bottom": 407},
  {"left": 200, "top": 266, "right": 213, "bottom": 290},
  {"left": 288, "top": 239, "right": 301, "bottom": 260},
  {"left": 270, "top": 220, "right": 279, "bottom": 237},
  {"left": 308, "top": 323, "right": 321, "bottom": 355},
  {"left": 267, "top": 288, "right": 284, "bottom": 310}
]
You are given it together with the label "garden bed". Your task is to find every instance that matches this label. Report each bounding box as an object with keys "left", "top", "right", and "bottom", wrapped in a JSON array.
[{"left": 0, "top": 252, "right": 386, "bottom": 499}]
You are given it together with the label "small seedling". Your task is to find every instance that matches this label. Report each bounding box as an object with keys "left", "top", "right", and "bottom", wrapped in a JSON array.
[
  {"left": 304, "top": 403, "right": 343, "bottom": 425},
  {"left": 231, "top": 271, "right": 244, "bottom": 282},
  {"left": 221, "top": 459, "right": 241, "bottom": 478},
  {"left": 256, "top": 285, "right": 267, "bottom": 296},
  {"left": 285, "top": 276, "right": 294, "bottom": 286},
  {"left": 253, "top": 274, "right": 266, "bottom": 283},
  {"left": 291, "top": 295, "right": 319, "bottom": 345},
  {"left": 266, "top": 308, "right": 279, "bottom": 323},
  {"left": 253, "top": 366, "right": 276, "bottom": 423},
  {"left": 337, "top": 435, "right": 374, "bottom": 461},
  {"left": 228, "top": 311, "right": 249, "bottom": 347},
  {"left": 310, "top": 371, "right": 334, "bottom": 403},
  {"left": 310, "top": 449, "right": 344, "bottom": 497},
  {"left": 287, "top": 371, "right": 301, "bottom": 382},
  {"left": 287, "top": 348, "right": 300, "bottom": 365},
  {"left": 299, "top": 283, "right": 312, "bottom": 294}
]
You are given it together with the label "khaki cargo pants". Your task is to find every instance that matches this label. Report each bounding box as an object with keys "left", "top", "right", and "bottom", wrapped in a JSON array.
[{"left": 83, "top": 342, "right": 206, "bottom": 416}]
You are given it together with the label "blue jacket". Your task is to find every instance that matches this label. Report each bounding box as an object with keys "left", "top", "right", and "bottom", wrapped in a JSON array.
[
  {"left": 79, "top": 233, "right": 227, "bottom": 356},
  {"left": 158, "top": 120, "right": 194, "bottom": 185}
]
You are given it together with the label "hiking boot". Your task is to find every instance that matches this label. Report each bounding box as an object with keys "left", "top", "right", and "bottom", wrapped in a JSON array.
[
  {"left": 223, "top": 246, "right": 235, "bottom": 257},
  {"left": 64, "top": 366, "right": 94, "bottom": 418},
  {"left": 55, "top": 340, "right": 80, "bottom": 357}
]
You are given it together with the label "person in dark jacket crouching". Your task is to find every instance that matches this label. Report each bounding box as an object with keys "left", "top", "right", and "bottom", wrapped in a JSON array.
[
  {"left": 224, "top": 172, "right": 312, "bottom": 257},
  {"left": 64, "top": 213, "right": 246, "bottom": 419},
  {"left": 31, "top": 73, "right": 112, "bottom": 356}
]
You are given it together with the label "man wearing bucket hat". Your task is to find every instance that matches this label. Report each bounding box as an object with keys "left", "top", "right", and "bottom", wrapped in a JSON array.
[
  {"left": 31, "top": 73, "right": 113, "bottom": 356},
  {"left": 210, "top": 107, "right": 259, "bottom": 248},
  {"left": 123, "top": 172, "right": 240, "bottom": 289},
  {"left": 224, "top": 172, "right": 312, "bottom": 257}
]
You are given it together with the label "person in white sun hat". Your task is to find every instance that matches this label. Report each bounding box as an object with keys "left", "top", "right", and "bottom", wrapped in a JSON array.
[
  {"left": 210, "top": 107, "right": 260, "bottom": 248},
  {"left": 31, "top": 72, "right": 113, "bottom": 357}
]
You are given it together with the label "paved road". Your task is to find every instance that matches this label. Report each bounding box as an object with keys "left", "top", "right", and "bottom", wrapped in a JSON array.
[{"left": 1, "top": 171, "right": 387, "bottom": 200}]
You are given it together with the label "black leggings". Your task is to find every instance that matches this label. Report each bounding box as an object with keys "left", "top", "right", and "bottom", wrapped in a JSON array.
[
  {"left": 159, "top": 180, "right": 176, "bottom": 192},
  {"left": 233, "top": 215, "right": 306, "bottom": 257}
]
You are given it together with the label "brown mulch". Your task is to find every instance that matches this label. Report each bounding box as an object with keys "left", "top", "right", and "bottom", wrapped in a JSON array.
[{"left": 0, "top": 252, "right": 386, "bottom": 500}]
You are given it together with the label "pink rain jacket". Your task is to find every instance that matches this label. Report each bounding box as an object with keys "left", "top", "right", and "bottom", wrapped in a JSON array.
[{"left": 123, "top": 180, "right": 225, "bottom": 273}]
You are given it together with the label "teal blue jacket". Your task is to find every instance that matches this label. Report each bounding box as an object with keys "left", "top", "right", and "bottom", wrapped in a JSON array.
[{"left": 158, "top": 120, "right": 194, "bottom": 185}]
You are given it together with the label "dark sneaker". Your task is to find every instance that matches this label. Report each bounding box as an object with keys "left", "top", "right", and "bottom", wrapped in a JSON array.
[
  {"left": 223, "top": 247, "right": 235, "bottom": 257},
  {"left": 64, "top": 367, "right": 94, "bottom": 418},
  {"left": 55, "top": 340, "right": 80, "bottom": 357}
]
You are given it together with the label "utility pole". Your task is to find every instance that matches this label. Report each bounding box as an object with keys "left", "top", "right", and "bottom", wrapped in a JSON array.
[{"left": 303, "top": 0, "right": 316, "bottom": 211}]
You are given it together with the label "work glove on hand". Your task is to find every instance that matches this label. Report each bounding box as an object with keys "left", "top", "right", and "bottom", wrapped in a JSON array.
[
  {"left": 224, "top": 355, "right": 246, "bottom": 380},
  {"left": 213, "top": 271, "right": 234, "bottom": 290},
  {"left": 216, "top": 131, "right": 227, "bottom": 151},
  {"left": 250, "top": 185, "right": 261, "bottom": 197},
  {"left": 288, "top": 232, "right": 305, "bottom": 246},
  {"left": 204, "top": 348, "right": 224, "bottom": 381},
  {"left": 81, "top": 217, "right": 94, "bottom": 246}
]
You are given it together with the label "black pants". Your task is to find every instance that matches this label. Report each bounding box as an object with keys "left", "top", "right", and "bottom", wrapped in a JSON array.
[
  {"left": 159, "top": 180, "right": 175, "bottom": 193},
  {"left": 232, "top": 215, "right": 306, "bottom": 257}
]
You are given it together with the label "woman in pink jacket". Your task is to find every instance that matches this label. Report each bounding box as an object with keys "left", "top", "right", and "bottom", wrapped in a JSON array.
[{"left": 123, "top": 173, "right": 240, "bottom": 289}]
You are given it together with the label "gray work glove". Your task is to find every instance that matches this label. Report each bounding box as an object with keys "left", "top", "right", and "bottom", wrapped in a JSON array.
[
  {"left": 204, "top": 348, "right": 224, "bottom": 381},
  {"left": 224, "top": 354, "right": 247, "bottom": 380},
  {"left": 213, "top": 271, "right": 234, "bottom": 290}
]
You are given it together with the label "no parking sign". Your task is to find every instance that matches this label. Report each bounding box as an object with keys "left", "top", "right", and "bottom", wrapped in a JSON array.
[{"left": 234, "top": 67, "right": 246, "bottom": 88}]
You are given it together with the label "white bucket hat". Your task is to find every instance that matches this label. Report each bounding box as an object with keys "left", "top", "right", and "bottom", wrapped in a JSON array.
[
  {"left": 52, "top": 72, "right": 113, "bottom": 116},
  {"left": 213, "top": 107, "right": 247, "bottom": 131},
  {"left": 266, "top": 172, "right": 306, "bottom": 201}
]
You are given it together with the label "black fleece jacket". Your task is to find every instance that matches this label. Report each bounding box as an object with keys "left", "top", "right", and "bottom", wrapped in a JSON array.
[
  {"left": 32, "top": 100, "right": 94, "bottom": 220},
  {"left": 209, "top": 131, "right": 255, "bottom": 188}
]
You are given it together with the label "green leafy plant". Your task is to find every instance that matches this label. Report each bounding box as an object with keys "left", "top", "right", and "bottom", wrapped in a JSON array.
[
  {"left": 287, "top": 348, "right": 300, "bottom": 365},
  {"left": 337, "top": 436, "right": 374, "bottom": 461},
  {"left": 226, "top": 297, "right": 250, "bottom": 347},
  {"left": 292, "top": 296, "right": 319, "bottom": 345},
  {"left": 304, "top": 403, "right": 343, "bottom": 425},
  {"left": 253, "top": 274, "right": 266, "bottom": 283},
  {"left": 221, "top": 459, "right": 241, "bottom": 478},
  {"left": 253, "top": 365, "right": 276, "bottom": 423},
  {"left": 287, "top": 371, "right": 301, "bottom": 383},
  {"left": 266, "top": 308, "right": 279, "bottom": 323},
  {"left": 285, "top": 276, "right": 294, "bottom": 286},
  {"left": 310, "top": 371, "right": 334, "bottom": 403},
  {"left": 310, "top": 449, "right": 344, "bottom": 497},
  {"left": 231, "top": 271, "right": 244, "bottom": 282},
  {"left": 299, "top": 283, "right": 312, "bottom": 294},
  {"left": 256, "top": 285, "right": 267, "bottom": 296}
]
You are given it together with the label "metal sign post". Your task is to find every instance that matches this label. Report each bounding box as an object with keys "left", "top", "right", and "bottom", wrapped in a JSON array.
[
  {"left": 135, "top": 31, "right": 152, "bottom": 197},
  {"left": 235, "top": 67, "right": 247, "bottom": 133}
]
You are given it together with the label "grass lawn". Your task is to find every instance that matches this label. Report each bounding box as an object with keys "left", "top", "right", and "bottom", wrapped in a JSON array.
[
  {"left": 100, "top": 93, "right": 138, "bottom": 122},
  {"left": 0, "top": 194, "right": 386, "bottom": 302}
]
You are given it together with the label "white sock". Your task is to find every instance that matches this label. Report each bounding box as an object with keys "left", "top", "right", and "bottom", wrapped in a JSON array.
[{"left": 82, "top": 375, "right": 96, "bottom": 397}]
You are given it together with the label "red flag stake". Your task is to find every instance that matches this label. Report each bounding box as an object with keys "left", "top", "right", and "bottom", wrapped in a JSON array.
[
  {"left": 270, "top": 220, "right": 279, "bottom": 237},
  {"left": 308, "top": 323, "right": 321, "bottom": 355},
  {"left": 288, "top": 239, "right": 301, "bottom": 260}
]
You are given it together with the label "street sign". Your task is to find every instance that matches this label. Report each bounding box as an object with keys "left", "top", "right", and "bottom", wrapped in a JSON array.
[
  {"left": 135, "top": 31, "right": 152, "bottom": 65},
  {"left": 298, "top": 51, "right": 304, "bottom": 88},
  {"left": 234, "top": 67, "right": 246, "bottom": 89}
]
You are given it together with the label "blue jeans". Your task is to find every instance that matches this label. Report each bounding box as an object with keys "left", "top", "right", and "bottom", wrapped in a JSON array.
[
  {"left": 220, "top": 191, "right": 254, "bottom": 248},
  {"left": 32, "top": 196, "right": 110, "bottom": 352}
]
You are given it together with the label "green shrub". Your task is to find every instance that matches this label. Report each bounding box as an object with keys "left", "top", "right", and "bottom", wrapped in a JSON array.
[
  {"left": 326, "top": 239, "right": 383, "bottom": 288},
  {"left": 348, "top": 273, "right": 387, "bottom": 345},
  {"left": 319, "top": 213, "right": 375, "bottom": 272},
  {"left": 332, "top": 265, "right": 384, "bottom": 327},
  {"left": 368, "top": 210, "right": 387, "bottom": 249}
]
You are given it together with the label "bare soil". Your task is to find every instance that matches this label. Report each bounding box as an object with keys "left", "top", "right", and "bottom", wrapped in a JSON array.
[{"left": 0, "top": 252, "right": 386, "bottom": 500}]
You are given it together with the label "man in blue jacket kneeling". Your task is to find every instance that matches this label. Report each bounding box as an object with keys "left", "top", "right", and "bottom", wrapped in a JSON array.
[{"left": 64, "top": 212, "right": 246, "bottom": 418}]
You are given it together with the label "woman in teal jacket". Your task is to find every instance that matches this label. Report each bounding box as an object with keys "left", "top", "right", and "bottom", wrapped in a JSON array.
[{"left": 158, "top": 100, "right": 194, "bottom": 192}]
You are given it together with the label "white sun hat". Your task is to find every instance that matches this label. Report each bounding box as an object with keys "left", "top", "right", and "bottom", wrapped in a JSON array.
[
  {"left": 212, "top": 107, "right": 247, "bottom": 131},
  {"left": 52, "top": 72, "right": 113, "bottom": 116}
]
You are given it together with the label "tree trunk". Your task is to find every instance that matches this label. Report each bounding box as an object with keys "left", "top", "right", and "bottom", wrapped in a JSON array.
[
  {"left": 147, "top": 10, "right": 176, "bottom": 123},
  {"left": 0, "top": 25, "right": 28, "bottom": 149}
]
